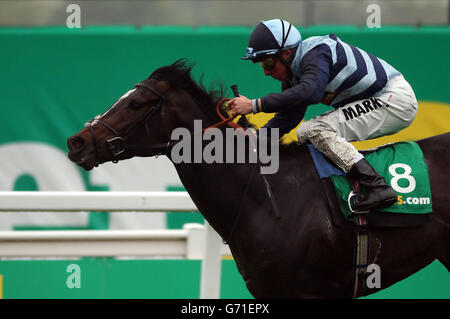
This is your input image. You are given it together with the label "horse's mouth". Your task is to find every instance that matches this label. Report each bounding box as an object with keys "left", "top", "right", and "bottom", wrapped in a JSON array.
[
  {"left": 68, "top": 151, "right": 96, "bottom": 171},
  {"left": 79, "top": 158, "right": 95, "bottom": 171}
]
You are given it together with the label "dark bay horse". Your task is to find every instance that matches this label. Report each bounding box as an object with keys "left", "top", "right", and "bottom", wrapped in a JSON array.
[{"left": 67, "top": 61, "right": 449, "bottom": 298}]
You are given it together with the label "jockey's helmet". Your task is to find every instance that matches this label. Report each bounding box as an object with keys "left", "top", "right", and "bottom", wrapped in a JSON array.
[{"left": 241, "top": 19, "right": 301, "bottom": 62}]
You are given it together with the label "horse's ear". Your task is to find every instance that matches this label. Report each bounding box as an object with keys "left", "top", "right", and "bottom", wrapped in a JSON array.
[
  {"left": 173, "top": 58, "right": 190, "bottom": 70},
  {"left": 173, "top": 58, "right": 186, "bottom": 66}
]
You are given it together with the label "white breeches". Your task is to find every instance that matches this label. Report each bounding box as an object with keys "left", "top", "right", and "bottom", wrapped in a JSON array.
[{"left": 297, "top": 75, "right": 418, "bottom": 172}]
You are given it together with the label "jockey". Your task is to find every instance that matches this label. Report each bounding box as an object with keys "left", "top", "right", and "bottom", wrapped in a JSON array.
[{"left": 228, "top": 18, "right": 418, "bottom": 213}]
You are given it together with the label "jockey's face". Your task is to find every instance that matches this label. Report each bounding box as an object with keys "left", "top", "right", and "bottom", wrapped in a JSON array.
[{"left": 260, "top": 49, "right": 292, "bottom": 82}]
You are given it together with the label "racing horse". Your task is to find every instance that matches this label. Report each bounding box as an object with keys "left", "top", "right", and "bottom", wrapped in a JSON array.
[{"left": 67, "top": 60, "right": 449, "bottom": 298}]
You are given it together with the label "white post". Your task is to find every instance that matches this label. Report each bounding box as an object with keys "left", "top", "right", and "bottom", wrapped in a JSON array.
[
  {"left": 184, "top": 223, "right": 205, "bottom": 259},
  {"left": 200, "top": 221, "right": 222, "bottom": 299}
]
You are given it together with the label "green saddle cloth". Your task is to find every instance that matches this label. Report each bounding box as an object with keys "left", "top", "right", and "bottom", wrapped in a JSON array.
[{"left": 330, "top": 142, "right": 433, "bottom": 221}]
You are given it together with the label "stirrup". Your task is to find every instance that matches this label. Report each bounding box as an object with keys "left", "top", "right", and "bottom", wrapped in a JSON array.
[{"left": 348, "top": 190, "right": 370, "bottom": 214}]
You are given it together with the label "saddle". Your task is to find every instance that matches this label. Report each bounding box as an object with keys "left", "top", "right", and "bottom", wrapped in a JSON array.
[
  {"left": 308, "top": 142, "right": 432, "bottom": 298},
  {"left": 308, "top": 143, "right": 431, "bottom": 229}
]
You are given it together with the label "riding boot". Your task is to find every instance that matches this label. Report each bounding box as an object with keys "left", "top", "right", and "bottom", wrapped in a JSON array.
[{"left": 348, "top": 158, "right": 398, "bottom": 212}]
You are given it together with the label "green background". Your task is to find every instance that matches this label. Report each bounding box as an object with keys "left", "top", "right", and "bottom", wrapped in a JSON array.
[
  {"left": 0, "top": 259, "right": 447, "bottom": 299},
  {"left": 1, "top": 25, "right": 450, "bottom": 152},
  {"left": 0, "top": 26, "right": 449, "bottom": 299}
]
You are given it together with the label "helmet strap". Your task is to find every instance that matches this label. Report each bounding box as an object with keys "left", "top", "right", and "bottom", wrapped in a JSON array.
[{"left": 276, "top": 51, "right": 293, "bottom": 79}]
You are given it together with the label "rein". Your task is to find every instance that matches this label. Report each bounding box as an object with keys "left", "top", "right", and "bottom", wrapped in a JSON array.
[
  {"left": 203, "top": 98, "right": 244, "bottom": 131},
  {"left": 85, "top": 81, "right": 281, "bottom": 243},
  {"left": 85, "top": 83, "right": 242, "bottom": 166}
]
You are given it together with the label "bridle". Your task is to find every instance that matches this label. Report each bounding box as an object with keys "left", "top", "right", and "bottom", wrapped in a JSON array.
[
  {"left": 85, "top": 81, "right": 239, "bottom": 167},
  {"left": 84, "top": 79, "right": 281, "bottom": 243},
  {"left": 86, "top": 82, "right": 172, "bottom": 167}
]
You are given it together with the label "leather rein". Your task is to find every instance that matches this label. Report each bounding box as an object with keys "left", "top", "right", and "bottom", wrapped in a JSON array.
[
  {"left": 85, "top": 81, "right": 281, "bottom": 243},
  {"left": 85, "top": 82, "right": 241, "bottom": 167}
]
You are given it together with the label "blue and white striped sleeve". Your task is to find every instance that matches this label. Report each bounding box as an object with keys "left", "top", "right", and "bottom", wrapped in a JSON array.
[{"left": 254, "top": 44, "right": 333, "bottom": 113}]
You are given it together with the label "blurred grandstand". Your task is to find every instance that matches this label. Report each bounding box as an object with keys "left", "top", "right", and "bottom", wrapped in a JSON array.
[{"left": 0, "top": 0, "right": 448, "bottom": 27}]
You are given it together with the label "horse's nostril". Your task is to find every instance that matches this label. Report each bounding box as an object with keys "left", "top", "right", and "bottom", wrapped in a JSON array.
[{"left": 69, "top": 136, "right": 85, "bottom": 150}]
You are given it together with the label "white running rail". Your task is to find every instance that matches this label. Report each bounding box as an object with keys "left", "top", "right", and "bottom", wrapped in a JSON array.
[{"left": 0, "top": 191, "right": 228, "bottom": 299}]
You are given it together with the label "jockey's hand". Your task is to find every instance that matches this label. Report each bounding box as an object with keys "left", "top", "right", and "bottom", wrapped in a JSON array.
[{"left": 228, "top": 96, "right": 252, "bottom": 117}]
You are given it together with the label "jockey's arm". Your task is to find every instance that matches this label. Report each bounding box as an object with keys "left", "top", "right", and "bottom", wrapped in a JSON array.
[
  {"left": 261, "top": 107, "right": 307, "bottom": 138},
  {"left": 253, "top": 44, "right": 333, "bottom": 114}
]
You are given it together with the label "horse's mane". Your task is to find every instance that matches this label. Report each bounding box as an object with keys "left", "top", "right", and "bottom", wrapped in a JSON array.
[
  {"left": 149, "top": 59, "right": 224, "bottom": 122},
  {"left": 148, "top": 59, "right": 264, "bottom": 131}
]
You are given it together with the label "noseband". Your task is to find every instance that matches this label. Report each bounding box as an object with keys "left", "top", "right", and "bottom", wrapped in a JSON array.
[{"left": 86, "top": 82, "right": 170, "bottom": 167}]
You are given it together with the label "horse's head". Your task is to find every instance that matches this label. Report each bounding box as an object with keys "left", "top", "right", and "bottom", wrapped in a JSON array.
[{"left": 67, "top": 60, "right": 222, "bottom": 170}]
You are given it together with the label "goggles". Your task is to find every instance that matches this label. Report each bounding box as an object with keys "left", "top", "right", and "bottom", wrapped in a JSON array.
[{"left": 257, "top": 56, "right": 277, "bottom": 70}]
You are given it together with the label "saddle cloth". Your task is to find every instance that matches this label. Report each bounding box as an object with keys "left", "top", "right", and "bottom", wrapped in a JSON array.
[{"left": 307, "top": 142, "right": 433, "bottom": 221}]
